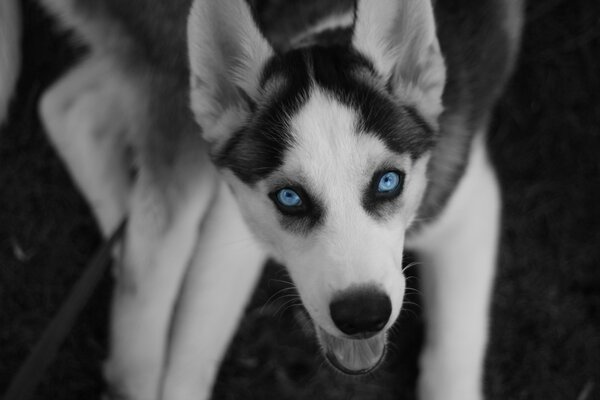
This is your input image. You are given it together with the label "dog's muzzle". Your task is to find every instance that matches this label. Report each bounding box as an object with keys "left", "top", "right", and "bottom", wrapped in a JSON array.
[{"left": 318, "top": 285, "right": 391, "bottom": 374}]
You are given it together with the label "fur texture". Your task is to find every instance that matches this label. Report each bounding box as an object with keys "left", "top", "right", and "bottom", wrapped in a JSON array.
[{"left": 3, "top": 0, "right": 523, "bottom": 399}]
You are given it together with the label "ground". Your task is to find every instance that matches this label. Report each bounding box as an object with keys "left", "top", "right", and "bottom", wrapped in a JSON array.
[{"left": 1, "top": 1, "right": 599, "bottom": 399}]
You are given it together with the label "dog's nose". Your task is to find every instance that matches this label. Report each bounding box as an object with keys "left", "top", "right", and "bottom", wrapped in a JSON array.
[{"left": 329, "top": 286, "right": 392, "bottom": 336}]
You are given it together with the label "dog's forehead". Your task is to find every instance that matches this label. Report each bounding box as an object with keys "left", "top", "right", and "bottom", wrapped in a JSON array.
[{"left": 284, "top": 88, "right": 399, "bottom": 184}]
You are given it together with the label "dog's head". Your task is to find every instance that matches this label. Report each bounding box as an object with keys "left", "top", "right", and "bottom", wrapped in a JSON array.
[{"left": 188, "top": 0, "right": 445, "bottom": 374}]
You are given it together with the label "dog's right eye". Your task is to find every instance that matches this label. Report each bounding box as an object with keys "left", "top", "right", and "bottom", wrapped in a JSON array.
[
  {"left": 270, "top": 187, "right": 309, "bottom": 215},
  {"left": 277, "top": 188, "right": 302, "bottom": 207}
]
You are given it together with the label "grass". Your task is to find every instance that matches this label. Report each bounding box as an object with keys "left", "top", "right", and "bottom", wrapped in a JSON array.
[{"left": 1, "top": 0, "right": 599, "bottom": 399}]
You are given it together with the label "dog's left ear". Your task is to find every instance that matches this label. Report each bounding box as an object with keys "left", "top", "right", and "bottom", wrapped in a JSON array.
[
  {"left": 187, "top": 0, "right": 273, "bottom": 148},
  {"left": 354, "top": 0, "right": 446, "bottom": 126}
]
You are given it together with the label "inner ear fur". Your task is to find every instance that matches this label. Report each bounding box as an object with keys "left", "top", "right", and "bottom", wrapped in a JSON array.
[
  {"left": 187, "top": 0, "right": 273, "bottom": 147},
  {"left": 354, "top": 0, "right": 446, "bottom": 126}
]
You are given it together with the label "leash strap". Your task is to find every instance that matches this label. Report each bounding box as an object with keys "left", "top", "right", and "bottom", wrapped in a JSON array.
[{"left": 3, "top": 220, "right": 127, "bottom": 400}]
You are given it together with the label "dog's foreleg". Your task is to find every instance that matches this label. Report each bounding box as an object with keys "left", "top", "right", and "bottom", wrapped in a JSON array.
[
  {"left": 39, "top": 57, "right": 135, "bottom": 236},
  {"left": 410, "top": 133, "right": 500, "bottom": 400},
  {"left": 105, "top": 166, "right": 219, "bottom": 400},
  {"left": 160, "top": 181, "right": 265, "bottom": 400}
]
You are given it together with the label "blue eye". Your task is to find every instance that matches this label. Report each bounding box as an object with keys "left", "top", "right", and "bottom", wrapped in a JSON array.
[
  {"left": 377, "top": 171, "right": 401, "bottom": 193},
  {"left": 276, "top": 188, "right": 302, "bottom": 207}
]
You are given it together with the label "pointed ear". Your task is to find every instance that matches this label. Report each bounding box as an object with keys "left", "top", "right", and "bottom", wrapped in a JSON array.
[
  {"left": 187, "top": 0, "right": 273, "bottom": 147},
  {"left": 354, "top": 0, "right": 446, "bottom": 126}
]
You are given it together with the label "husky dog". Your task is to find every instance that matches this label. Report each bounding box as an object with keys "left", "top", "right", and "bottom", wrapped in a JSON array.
[{"left": 0, "top": 0, "right": 523, "bottom": 399}]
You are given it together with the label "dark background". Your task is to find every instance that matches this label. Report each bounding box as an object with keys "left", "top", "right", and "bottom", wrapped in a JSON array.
[{"left": 1, "top": 0, "right": 599, "bottom": 399}]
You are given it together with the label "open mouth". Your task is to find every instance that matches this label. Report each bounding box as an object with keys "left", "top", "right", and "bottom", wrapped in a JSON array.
[{"left": 317, "top": 327, "right": 387, "bottom": 375}]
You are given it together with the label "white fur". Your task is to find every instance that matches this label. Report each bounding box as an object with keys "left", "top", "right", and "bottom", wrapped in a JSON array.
[
  {"left": 38, "top": 44, "right": 224, "bottom": 400},
  {"left": 302, "top": 9, "right": 354, "bottom": 36},
  {"left": 288, "top": 9, "right": 355, "bottom": 48},
  {"left": 161, "top": 181, "right": 265, "bottom": 400},
  {"left": 105, "top": 164, "right": 218, "bottom": 400},
  {"left": 0, "top": 0, "right": 20, "bottom": 124},
  {"left": 39, "top": 57, "right": 133, "bottom": 236},
  {"left": 407, "top": 133, "right": 500, "bottom": 400}
]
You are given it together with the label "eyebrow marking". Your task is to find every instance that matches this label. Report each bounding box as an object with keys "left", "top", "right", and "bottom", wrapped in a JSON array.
[{"left": 217, "top": 46, "right": 435, "bottom": 184}]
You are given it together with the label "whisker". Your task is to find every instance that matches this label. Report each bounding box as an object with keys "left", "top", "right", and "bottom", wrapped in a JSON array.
[
  {"left": 273, "top": 297, "right": 302, "bottom": 317},
  {"left": 280, "top": 301, "right": 303, "bottom": 316},
  {"left": 402, "top": 261, "right": 423, "bottom": 274},
  {"left": 260, "top": 286, "right": 298, "bottom": 313},
  {"left": 400, "top": 307, "right": 418, "bottom": 318},
  {"left": 268, "top": 278, "right": 296, "bottom": 286},
  {"left": 403, "top": 300, "right": 421, "bottom": 309}
]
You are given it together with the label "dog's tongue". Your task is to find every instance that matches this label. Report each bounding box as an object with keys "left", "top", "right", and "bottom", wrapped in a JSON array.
[{"left": 318, "top": 328, "right": 386, "bottom": 374}]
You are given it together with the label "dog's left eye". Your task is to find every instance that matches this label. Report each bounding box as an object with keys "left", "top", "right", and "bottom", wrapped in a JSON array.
[
  {"left": 368, "top": 169, "right": 405, "bottom": 202},
  {"left": 363, "top": 169, "right": 405, "bottom": 215},
  {"left": 374, "top": 170, "right": 404, "bottom": 198}
]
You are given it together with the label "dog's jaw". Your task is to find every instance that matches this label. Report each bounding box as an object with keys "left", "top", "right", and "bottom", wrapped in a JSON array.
[{"left": 317, "top": 327, "right": 387, "bottom": 374}]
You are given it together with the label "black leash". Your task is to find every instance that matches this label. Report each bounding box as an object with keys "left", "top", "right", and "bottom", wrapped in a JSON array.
[{"left": 3, "top": 220, "right": 127, "bottom": 400}]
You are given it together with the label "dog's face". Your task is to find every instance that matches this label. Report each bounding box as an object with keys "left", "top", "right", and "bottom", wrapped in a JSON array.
[{"left": 188, "top": 0, "right": 445, "bottom": 373}]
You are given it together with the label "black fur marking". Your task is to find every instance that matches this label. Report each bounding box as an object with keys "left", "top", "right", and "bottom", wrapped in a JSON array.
[
  {"left": 404, "top": 105, "right": 434, "bottom": 138},
  {"left": 268, "top": 184, "right": 325, "bottom": 234},
  {"left": 216, "top": 46, "right": 434, "bottom": 184},
  {"left": 362, "top": 169, "right": 405, "bottom": 219},
  {"left": 382, "top": 73, "right": 435, "bottom": 136},
  {"left": 215, "top": 52, "right": 310, "bottom": 184},
  {"left": 308, "top": 46, "right": 434, "bottom": 158}
]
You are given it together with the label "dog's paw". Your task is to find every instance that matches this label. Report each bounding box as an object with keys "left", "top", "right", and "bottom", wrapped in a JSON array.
[{"left": 417, "top": 348, "right": 482, "bottom": 400}]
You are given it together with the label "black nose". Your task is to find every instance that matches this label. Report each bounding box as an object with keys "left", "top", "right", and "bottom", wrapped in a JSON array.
[{"left": 329, "top": 286, "right": 392, "bottom": 336}]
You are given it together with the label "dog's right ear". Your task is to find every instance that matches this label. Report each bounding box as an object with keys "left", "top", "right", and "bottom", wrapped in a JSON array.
[{"left": 187, "top": 0, "right": 273, "bottom": 148}]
